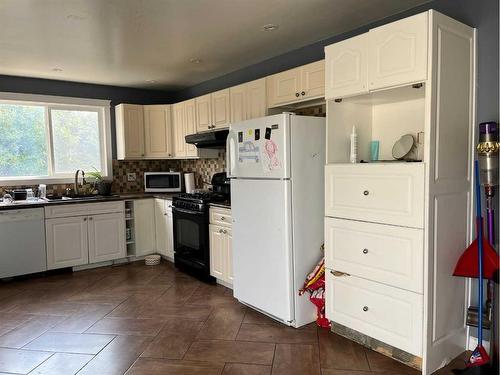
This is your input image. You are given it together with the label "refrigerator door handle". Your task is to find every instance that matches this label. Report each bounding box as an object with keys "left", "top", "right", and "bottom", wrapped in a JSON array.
[{"left": 226, "top": 130, "right": 237, "bottom": 178}]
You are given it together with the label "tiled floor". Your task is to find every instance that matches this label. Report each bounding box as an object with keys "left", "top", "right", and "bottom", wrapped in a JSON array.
[{"left": 0, "top": 261, "right": 467, "bottom": 374}]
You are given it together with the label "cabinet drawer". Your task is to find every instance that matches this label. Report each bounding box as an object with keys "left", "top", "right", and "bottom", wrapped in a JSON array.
[
  {"left": 326, "top": 272, "right": 423, "bottom": 356},
  {"left": 325, "top": 163, "right": 424, "bottom": 228},
  {"left": 209, "top": 207, "right": 232, "bottom": 227},
  {"left": 45, "top": 201, "right": 124, "bottom": 218},
  {"left": 325, "top": 218, "right": 423, "bottom": 293}
]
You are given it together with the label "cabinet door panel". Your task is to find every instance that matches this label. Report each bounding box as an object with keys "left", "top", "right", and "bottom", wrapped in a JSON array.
[
  {"left": 185, "top": 99, "right": 198, "bottom": 157},
  {"left": 124, "top": 105, "right": 145, "bottom": 158},
  {"left": 325, "top": 35, "right": 368, "bottom": 99},
  {"left": 154, "top": 199, "right": 168, "bottom": 257},
  {"left": 134, "top": 199, "right": 156, "bottom": 256},
  {"left": 325, "top": 218, "right": 423, "bottom": 292},
  {"left": 368, "top": 12, "right": 428, "bottom": 90},
  {"left": 196, "top": 94, "right": 212, "bottom": 132},
  {"left": 209, "top": 224, "right": 225, "bottom": 280},
  {"left": 246, "top": 78, "right": 267, "bottom": 120},
  {"left": 326, "top": 272, "right": 423, "bottom": 356},
  {"left": 46, "top": 217, "right": 88, "bottom": 269},
  {"left": 144, "top": 105, "right": 172, "bottom": 158},
  {"left": 88, "top": 213, "right": 126, "bottom": 263},
  {"left": 172, "top": 102, "right": 186, "bottom": 157},
  {"left": 300, "top": 60, "right": 325, "bottom": 99},
  {"left": 225, "top": 228, "right": 233, "bottom": 284},
  {"left": 230, "top": 84, "right": 247, "bottom": 123},
  {"left": 325, "top": 163, "right": 425, "bottom": 228},
  {"left": 267, "top": 67, "right": 301, "bottom": 107},
  {"left": 211, "top": 89, "right": 230, "bottom": 129}
]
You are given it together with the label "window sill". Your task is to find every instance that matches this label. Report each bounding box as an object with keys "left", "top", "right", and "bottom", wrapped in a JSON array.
[{"left": 0, "top": 176, "right": 112, "bottom": 187}]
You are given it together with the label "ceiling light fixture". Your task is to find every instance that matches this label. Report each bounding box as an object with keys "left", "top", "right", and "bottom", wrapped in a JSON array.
[
  {"left": 52, "top": 68, "right": 63, "bottom": 72},
  {"left": 189, "top": 58, "right": 202, "bottom": 64},
  {"left": 262, "top": 24, "right": 279, "bottom": 31}
]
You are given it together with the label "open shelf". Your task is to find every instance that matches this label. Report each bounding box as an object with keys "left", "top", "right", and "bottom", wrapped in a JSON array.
[{"left": 327, "top": 83, "right": 426, "bottom": 164}]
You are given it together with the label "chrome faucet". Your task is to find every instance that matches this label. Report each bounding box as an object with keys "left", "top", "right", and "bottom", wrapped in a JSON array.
[{"left": 74, "top": 170, "right": 86, "bottom": 196}]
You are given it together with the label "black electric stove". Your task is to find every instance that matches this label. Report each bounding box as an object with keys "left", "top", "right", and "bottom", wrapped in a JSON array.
[{"left": 172, "top": 173, "right": 229, "bottom": 282}]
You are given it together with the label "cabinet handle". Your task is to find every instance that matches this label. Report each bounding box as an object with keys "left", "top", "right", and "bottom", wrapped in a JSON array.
[
  {"left": 219, "top": 229, "right": 224, "bottom": 233},
  {"left": 220, "top": 216, "right": 225, "bottom": 221},
  {"left": 362, "top": 248, "right": 368, "bottom": 254},
  {"left": 330, "top": 270, "right": 350, "bottom": 277},
  {"left": 295, "top": 92, "right": 300, "bottom": 97},
  {"left": 301, "top": 91, "right": 305, "bottom": 96},
  {"left": 83, "top": 217, "right": 87, "bottom": 221},
  {"left": 223, "top": 229, "right": 227, "bottom": 234},
  {"left": 363, "top": 306, "right": 369, "bottom": 312},
  {"left": 89, "top": 217, "right": 93, "bottom": 221},
  {"left": 363, "top": 190, "right": 369, "bottom": 196}
]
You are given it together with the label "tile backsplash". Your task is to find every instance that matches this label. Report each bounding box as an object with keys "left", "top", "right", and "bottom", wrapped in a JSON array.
[{"left": 0, "top": 152, "right": 226, "bottom": 196}]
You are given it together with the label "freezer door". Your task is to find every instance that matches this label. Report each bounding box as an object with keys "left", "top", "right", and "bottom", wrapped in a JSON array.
[
  {"left": 231, "top": 178, "right": 294, "bottom": 323},
  {"left": 228, "top": 114, "right": 290, "bottom": 179}
]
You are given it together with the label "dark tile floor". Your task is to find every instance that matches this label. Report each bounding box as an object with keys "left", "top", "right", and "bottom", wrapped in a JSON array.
[{"left": 0, "top": 261, "right": 467, "bottom": 374}]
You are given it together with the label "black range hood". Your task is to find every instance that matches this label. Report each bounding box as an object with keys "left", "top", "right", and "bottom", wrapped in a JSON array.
[{"left": 185, "top": 129, "right": 229, "bottom": 149}]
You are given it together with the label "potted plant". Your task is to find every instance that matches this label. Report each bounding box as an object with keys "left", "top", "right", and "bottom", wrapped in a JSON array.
[{"left": 87, "top": 167, "right": 112, "bottom": 196}]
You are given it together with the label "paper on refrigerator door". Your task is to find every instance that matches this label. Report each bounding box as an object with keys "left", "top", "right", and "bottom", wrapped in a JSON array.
[
  {"left": 238, "top": 141, "right": 260, "bottom": 163},
  {"left": 262, "top": 139, "right": 282, "bottom": 173}
]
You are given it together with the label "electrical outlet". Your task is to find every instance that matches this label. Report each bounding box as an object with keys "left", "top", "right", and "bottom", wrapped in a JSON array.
[{"left": 127, "top": 173, "right": 136, "bottom": 182}]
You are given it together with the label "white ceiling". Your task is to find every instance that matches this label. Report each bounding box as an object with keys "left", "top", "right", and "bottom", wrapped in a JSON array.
[{"left": 0, "top": 0, "right": 430, "bottom": 90}]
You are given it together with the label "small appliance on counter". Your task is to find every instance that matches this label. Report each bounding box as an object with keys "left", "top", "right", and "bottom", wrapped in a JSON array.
[
  {"left": 184, "top": 173, "right": 196, "bottom": 194},
  {"left": 144, "top": 172, "right": 182, "bottom": 193},
  {"left": 172, "top": 172, "right": 231, "bottom": 282}
]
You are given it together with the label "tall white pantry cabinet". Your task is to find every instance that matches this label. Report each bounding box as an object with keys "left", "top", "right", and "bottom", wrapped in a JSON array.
[{"left": 323, "top": 11, "right": 476, "bottom": 375}]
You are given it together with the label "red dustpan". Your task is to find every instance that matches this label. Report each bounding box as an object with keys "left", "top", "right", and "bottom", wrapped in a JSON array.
[{"left": 453, "top": 218, "right": 499, "bottom": 280}]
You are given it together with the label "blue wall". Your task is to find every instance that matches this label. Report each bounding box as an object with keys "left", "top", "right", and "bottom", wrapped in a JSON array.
[{"left": 173, "top": 0, "right": 499, "bottom": 126}]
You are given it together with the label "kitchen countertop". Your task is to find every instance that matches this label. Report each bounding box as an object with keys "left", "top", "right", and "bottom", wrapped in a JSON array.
[
  {"left": 209, "top": 201, "right": 231, "bottom": 209},
  {"left": 0, "top": 192, "right": 176, "bottom": 211}
]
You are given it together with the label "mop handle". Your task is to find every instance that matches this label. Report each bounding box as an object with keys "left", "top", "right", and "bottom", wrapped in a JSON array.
[{"left": 474, "top": 160, "right": 484, "bottom": 346}]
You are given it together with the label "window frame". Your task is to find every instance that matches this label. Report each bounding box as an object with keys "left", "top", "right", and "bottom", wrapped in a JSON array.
[{"left": 0, "top": 92, "right": 112, "bottom": 185}]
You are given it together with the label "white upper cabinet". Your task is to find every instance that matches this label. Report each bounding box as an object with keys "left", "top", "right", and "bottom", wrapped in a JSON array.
[
  {"left": 368, "top": 12, "right": 428, "bottom": 90},
  {"left": 300, "top": 60, "right": 326, "bottom": 100},
  {"left": 267, "top": 67, "right": 302, "bottom": 107},
  {"left": 325, "top": 34, "right": 368, "bottom": 99},
  {"left": 230, "top": 78, "right": 267, "bottom": 123},
  {"left": 195, "top": 94, "right": 212, "bottom": 132},
  {"left": 184, "top": 99, "right": 198, "bottom": 156},
  {"left": 211, "top": 89, "right": 231, "bottom": 129},
  {"left": 144, "top": 105, "right": 173, "bottom": 158},
  {"left": 172, "top": 101, "right": 187, "bottom": 157},
  {"left": 230, "top": 84, "right": 247, "bottom": 123},
  {"left": 246, "top": 78, "right": 267, "bottom": 120},
  {"left": 267, "top": 60, "right": 325, "bottom": 107},
  {"left": 115, "top": 104, "right": 145, "bottom": 159}
]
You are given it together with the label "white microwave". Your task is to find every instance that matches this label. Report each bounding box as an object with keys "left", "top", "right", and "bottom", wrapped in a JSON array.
[{"left": 144, "top": 172, "right": 183, "bottom": 193}]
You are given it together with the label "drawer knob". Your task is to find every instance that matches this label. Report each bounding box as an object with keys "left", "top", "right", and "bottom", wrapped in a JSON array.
[
  {"left": 362, "top": 248, "right": 368, "bottom": 254},
  {"left": 295, "top": 92, "right": 300, "bottom": 97},
  {"left": 363, "top": 306, "right": 369, "bottom": 312},
  {"left": 301, "top": 91, "right": 305, "bottom": 96},
  {"left": 220, "top": 216, "right": 225, "bottom": 221},
  {"left": 363, "top": 190, "right": 369, "bottom": 196}
]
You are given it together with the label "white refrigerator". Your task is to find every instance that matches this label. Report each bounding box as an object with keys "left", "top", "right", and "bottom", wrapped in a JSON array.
[{"left": 227, "top": 113, "right": 325, "bottom": 328}]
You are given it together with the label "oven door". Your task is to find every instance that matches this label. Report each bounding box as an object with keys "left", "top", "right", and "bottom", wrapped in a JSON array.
[{"left": 172, "top": 207, "right": 209, "bottom": 270}]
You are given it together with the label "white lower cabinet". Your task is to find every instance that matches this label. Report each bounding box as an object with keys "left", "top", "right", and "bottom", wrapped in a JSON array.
[
  {"left": 88, "top": 213, "right": 126, "bottom": 263},
  {"left": 209, "top": 207, "right": 232, "bottom": 285},
  {"left": 45, "top": 216, "right": 89, "bottom": 269},
  {"left": 326, "top": 272, "right": 423, "bottom": 356},
  {"left": 45, "top": 202, "right": 125, "bottom": 270},
  {"left": 134, "top": 199, "right": 156, "bottom": 256},
  {"left": 154, "top": 198, "right": 174, "bottom": 259}
]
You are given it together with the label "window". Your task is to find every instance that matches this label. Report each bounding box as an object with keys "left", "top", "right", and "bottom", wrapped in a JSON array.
[{"left": 0, "top": 93, "right": 111, "bottom": 184}]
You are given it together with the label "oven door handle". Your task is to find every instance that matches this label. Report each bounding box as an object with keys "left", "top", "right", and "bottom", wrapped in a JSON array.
[{"left": 172, "top": 207, "right": 205, "bottom": 216}]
